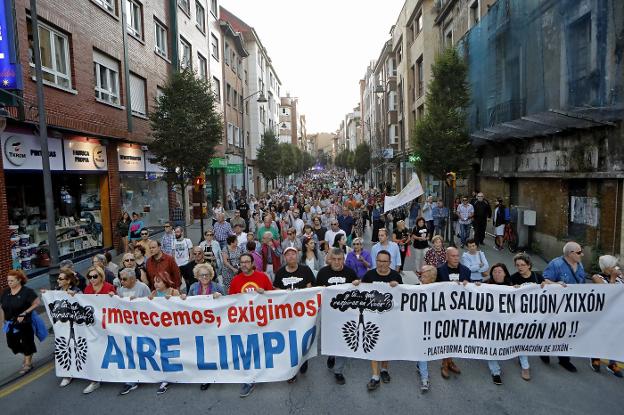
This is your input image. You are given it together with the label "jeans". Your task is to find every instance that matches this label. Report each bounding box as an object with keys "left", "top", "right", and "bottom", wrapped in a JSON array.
[
  {"left": 417, "top": 361, "right": 429, "bottom": 381},
  {"left": 334, "top": 356, "right": 346, "bottom": 375},
  {"left": 488, "top": 356, "right": 530, "bottom": 375},
  {"left": 459, "top": 223, "right": 472, "bottom": 245}
]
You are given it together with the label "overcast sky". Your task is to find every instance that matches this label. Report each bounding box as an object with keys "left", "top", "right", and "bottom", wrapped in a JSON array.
[{"left": 219, "top": 0, "right": 405, "bottom": 134}]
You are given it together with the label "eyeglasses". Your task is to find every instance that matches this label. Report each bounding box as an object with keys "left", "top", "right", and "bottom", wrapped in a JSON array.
[
  {"left": 197, "top": 273, "right": 211, "bottom": 278},
  {"left": 574, "top": 250, "right": 583, "bottom": 255},
  {"left": 140, "top": 233, "right": 148, "bottom": 236},
  {"left": 123, "top": 258, "right": 134, "bottom": 262},
  {"left": 120, "top": 277, "right": 129, "bottom": 282},
  {"left": 87, "top": 274, "right": 99, "bottom": 279},
  {"left": 164, "top": 225, "right": 172, "bottom": 228},
  {"left": 353, "top": 243, "right": 362, "bottom": 246},
  {"left": 57, "top": 277, "right": 67, "bottom": 281},
  {"left": 240, "top": 260, "right": 252, "bottom": 264},
  {"left": 287, "top": 232, "right": 295, "bottom": 235},
  {"left": 193, "top": 251, "right": 203, "bottom": 255}
]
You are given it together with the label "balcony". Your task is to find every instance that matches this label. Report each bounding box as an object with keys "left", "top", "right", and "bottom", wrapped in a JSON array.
[{"left": 487, "top": 99, "right": 526, "bottom": 127}]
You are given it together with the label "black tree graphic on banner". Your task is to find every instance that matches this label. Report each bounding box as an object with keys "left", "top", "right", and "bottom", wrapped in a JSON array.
[
  {"left": 48, "top": 300, "right": 95, "bottom": 371},
  {"left": 330, "top": 290, "right": 393, "bottom": 353}
]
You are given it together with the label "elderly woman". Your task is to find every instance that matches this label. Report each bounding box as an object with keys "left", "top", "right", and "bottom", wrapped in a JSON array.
[
  {"left": 1, "top": 270, "right": 41, "bottom": 375},
  {"left": 181, "top": 263, "right": 225, "bottom": 391},
  {"left": 589, "top": 255, "right": 623, "bottom": 377},
  {"left": 345, "top": 237, "right": 372, "bottom": 279},
  {"left": 424, "top": 235, "right": 446, "bottom": 268},
  {"left": 221, "top": 235, "right": 243, "bottom": 292},
  {"left": 118, "top": 252, "right": 147, "bottom": 286},
  {"left": 185, "top": 263, "right": 225, "bottom": 298},
  {"left": 199, "top": 230, "right": 223, "bottom": 276}
]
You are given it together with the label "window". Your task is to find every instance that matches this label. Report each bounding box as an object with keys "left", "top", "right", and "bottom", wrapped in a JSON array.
[
  {"left": 417, "top": 104, "right": 424, "bottom": 119},
  {"left": 212, "top": 77, "right": 221, "bottom": 102},
  {"left": 417, "top": 12, "right": 423, "bottom": 33},
  {"left": 416, "top": 56, "right": 424, "bottom": 98},
  {"left": 180, "top": 36, "right": 191, "bottom": 69},
  {"left": 198, "top": 53, "right": 207, "bottom": 80},
  {"left": 93, "top": 50, "right": 120, "bottom": 105},
  {"left": 196, "top": 2, "right": 206, "bottom": 33},
  {"left": 568, "top": 14, "right": 592, "bottom": 105},
  {"left": 231, "top": 50, "right": 237, "bottom": 73},
  {"left": 235, "top": 126, "right": 240, "bottom": 147},
  {"left": 156, "top": 87, "right": 165, "bottom": 102},
  {"left": 224, "top": 43, "right": 230, "bottom": 66},
  {"left": 210, "top": 0, "right": 217, "bottom": 16},
  {"left": 27, "top": 20, "right": 72, "bottom": 89},
  {"left": 129, "top": 73, "right": 146, "bottom": 116},
  {"left": 237, "top": 58, "right": 242, "bottom": 79},
  {"left": 154, "top": 19, "right": 167, "bottom": 58},
  {"left": 239, "top": 95, "right": 243, "bottom": 113},
  {"left": 126, "top": 0, "right": 142, "bottom": 39},
  {"left": 226, "top": 83, "right": 231, "bottom": 105},
  {"left": 232, "top": 90, "right": 238, "bottom": 109},
  {"left": 227, "top": 123, "right": 234, "bottom": 145},
  {"left": 244, "top": 69, "right": 248, "bottom": 84},
  {"left": 444, "top": 23, "right": 453, "bottom": 47},
  {"left": 94, "top": 0, "right": 114, "bottom": 13},
  {"left": 178, "top": 0, "right": 190, "bottom": 14},
  {"left": 396, "top": 44, "right": 402, "bottom": 64},
  {"left": 211, "top": 34, "right": 219, "bottom": 60},
  {"left": 470, "top": 1, "right": 479, "bottom": 28}
]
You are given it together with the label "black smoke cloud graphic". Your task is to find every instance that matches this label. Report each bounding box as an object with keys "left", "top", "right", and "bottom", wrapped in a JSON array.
[
  {"left": 48, "top": 300, "right": 95, "bottom": 371},
  {"left": 330, "top": 290, "right": 393, "bottom": 353}
]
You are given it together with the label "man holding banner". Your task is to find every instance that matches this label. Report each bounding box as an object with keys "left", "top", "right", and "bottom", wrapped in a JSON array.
[
  {"left": 359, "top": 250, "right": 402, "bottom": 391},
  {"left": 315, "top": 248, "right": 359, "bottom": 385},
  {"left": 228, "top": 253, "right": 274, "bottom": 398}
]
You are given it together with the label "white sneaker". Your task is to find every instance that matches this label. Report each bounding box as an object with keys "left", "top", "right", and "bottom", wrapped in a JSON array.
[
  {"left": 82, "top": 381, "right": 100, "bottom": 394},
  {"left": 59, "top": 377, "right": 72, "bottom": 387}
]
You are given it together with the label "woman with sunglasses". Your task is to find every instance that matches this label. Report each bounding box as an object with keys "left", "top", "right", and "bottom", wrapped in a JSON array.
[
  {"left": 199, "top": 230, "right": 223, "bottom": 276},
  {"left": 80, "top": 266, "right": 115, "bottom": 394},
  {"left": 118, "top": 253, "right": 147, "bottom": 286},
  {"left": 41, "top": 267, "right": 81, "bottom": 388},
  {"left": 345, "top": 237, "right": 372, "bottom": 279}
]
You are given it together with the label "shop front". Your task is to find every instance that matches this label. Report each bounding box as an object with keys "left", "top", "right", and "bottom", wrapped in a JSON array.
[
  {"left": 2, "top": 131, "right": 110, "bottom": 275},
  {"left": 118, "top": 143, "right": 169, "bottom": 227}
]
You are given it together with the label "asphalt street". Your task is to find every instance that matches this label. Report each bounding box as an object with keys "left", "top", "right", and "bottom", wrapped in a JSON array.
[{"left": 1, "top": 225, "right": 622, "bottom": 414}]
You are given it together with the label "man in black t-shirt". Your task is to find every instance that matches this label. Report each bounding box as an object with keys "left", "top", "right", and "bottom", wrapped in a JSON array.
[
  {"left": 273, "top": 247, "right": 315, "bottom": 290},
  {"left": 357, "top": 250, "right": 402, "bottom": 391},
  {"left": 273, "top": 246, "right": 314, "bottom": 383},
  {"left": 316, "top": 248, "right": 358, "bottom": 385}
]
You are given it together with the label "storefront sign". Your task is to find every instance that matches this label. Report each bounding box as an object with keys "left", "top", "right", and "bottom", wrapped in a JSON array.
[
  {"left": 210, "top": 157, "right": 228, "bottom": 168},
  {"left": 0, "top": 3, "right": 22, "bottom": 90},
  {"left": 117, "top": 144, "right": 144, "bottom": 172},
  {"left": 226, "top": 163, "right": 243, "bottom": 174},
  {"left": 1, "top": 133, "right": 63, "bottom": 170},
  {"left": 64, "top": 139, "right": 108, "bottom": 171}
]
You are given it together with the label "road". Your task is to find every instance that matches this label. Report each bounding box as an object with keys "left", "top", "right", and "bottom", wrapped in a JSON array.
[{"left": 1, "top": 225, "right": 622, "bottom": 414}]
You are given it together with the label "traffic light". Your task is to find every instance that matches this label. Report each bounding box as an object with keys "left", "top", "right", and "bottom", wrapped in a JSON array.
[
  {"left": 194, "top": 172, "right": 206, "bottom": 192},
  {"left": 445, "top": 171, "right": 456, "bottom": 189}
]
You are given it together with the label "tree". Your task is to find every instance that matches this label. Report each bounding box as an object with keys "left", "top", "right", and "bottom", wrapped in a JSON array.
[
  {"left": 149, "top": 68, "right": 222, "bottom": 217},
  {"left": 256, "top": 130, "right": 279, "bottom": 186},
  {"left": 301, "top": 151, "right": 314, "bottom": 172},
  {"left": 277, "top": 143, "right": 297, "bottom": 181},
  {"left": 410, "top": 47, "right": 473, "bottom": 180},
  {"left": 354, "top": 142, "right": 372, "bottom": 175}
]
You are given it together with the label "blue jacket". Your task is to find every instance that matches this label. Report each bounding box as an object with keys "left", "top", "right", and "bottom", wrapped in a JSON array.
[
  {"left": 188, "top": 281, "right": 226, "bottom": 296},
  {"left": 437, "top": 263, "right": 471, "bottom": 282},
  {"left": 543, "top": 256, "right": 586, "bottom": 284}
]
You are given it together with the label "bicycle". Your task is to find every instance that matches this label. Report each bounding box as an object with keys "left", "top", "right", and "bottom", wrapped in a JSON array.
[{"left": 502, "top": 222, "right": 518, "bottom": 253}]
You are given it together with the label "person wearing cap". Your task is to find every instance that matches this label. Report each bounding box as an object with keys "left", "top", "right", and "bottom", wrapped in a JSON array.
[{"left": 273, "top": 245, "right": 315, "bottom": 383}]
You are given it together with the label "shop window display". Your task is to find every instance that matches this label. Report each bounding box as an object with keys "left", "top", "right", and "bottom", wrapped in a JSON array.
[
  {"left": 120, "top": 175, "right": 168, "bottom": 227},
  {"left": 6, "top": 173, "right": 104, "bottom": 274}
]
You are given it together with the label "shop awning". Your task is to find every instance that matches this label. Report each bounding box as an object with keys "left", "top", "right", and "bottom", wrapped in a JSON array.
[{"left": 471, "top": 107, "right": 623, "bottom": 146}]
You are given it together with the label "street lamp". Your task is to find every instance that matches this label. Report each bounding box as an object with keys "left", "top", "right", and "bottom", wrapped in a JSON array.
[{"left": 240, "top": 90, "right": 267, "bottom": 196}]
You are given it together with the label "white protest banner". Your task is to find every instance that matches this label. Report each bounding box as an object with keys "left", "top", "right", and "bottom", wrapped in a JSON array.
[
  {"left": 383, "top": 174, "right": 424, "bottom": 213},
  {"left": 42, "top": 288, "right": 321, "bottom": 383},
  {"left": 321, "top": 283, "right": 624, "bottom": 362}
]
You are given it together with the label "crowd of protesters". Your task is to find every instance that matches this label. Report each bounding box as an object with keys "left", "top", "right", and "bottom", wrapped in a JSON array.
[{"left": 1, "top": 169, "right": 621, "bottom": 398}]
